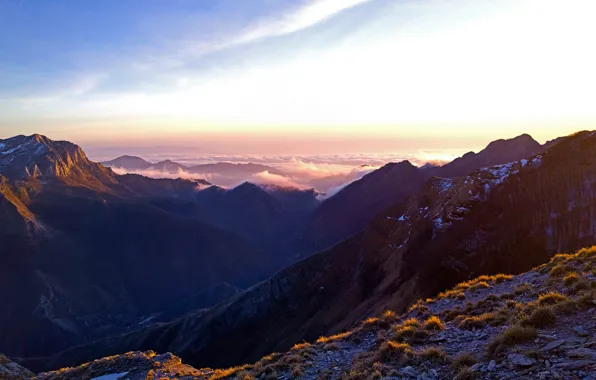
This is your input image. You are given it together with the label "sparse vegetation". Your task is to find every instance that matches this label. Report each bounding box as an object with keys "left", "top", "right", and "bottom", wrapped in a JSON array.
[{"left": 487, "top": 325, "right": 537, "bottom": 356}]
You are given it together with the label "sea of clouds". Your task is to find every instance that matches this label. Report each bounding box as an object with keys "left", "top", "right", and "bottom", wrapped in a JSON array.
[{"left": 100, "top": 150, "right": 464, "bottom": 195}]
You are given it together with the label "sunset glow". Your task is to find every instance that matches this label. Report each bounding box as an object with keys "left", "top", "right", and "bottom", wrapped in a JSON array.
[{"left": 1, "top": 0, "right": 594, "bottom": 152}]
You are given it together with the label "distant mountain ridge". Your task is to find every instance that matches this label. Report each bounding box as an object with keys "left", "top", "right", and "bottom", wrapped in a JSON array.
[{"left": 103, "top": 155, "right": 286, "bottom": 176}]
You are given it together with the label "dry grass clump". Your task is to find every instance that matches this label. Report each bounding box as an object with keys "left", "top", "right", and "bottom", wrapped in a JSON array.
[
  {"left": 563, "top": 272, "right": 580, "bottom": 286},
  {"left": 408, "top": 302, "right": 430, "bottom": 318},
  {"left": 487, "top": 325, "right": 537, "bottom": 356},
  {"left": 401, "top": 318, "right": 421, "bottom": 328},
  {"left": 290, "top": 342, "right": 311, "bottom": 351},
  {"left": 521, "top": 306, "right": 557, "bottom": 328},
  {"left": 423, "top": 316, "right": 444, "bottom": 331},
  {"left": 577, "top": 246, "right": 596, "bottom": 259},
  {"left": 550, "top": 263, "right": 574, "bottom": 278},
  {"left": 458, "top": 312, "right": 497, "bottom": 329},
  {"left": 415, "top": 346, "right": 448, "bottom": 363},
  {"left": 451, "top": 353, "right": 478, "bottom": 368},
  {"left": 316, "top": 331, "right": 352, "bottom": 344},
  {"left": 537, "top": 291, "right": 569, "bottom": 306},
  {"left": 454, "top": 367, "right": 478, "bottom": 380},
  {"left": 469, "top": 281, "right": 490, "bottom": 291},
  {"left": 392, "top": 325, "right": 430, "bottom": 343},
  {"left": 377, "top": 341, "right": 413, "bottom": 363},
  {"left": 210, "top": 364, "right": 251, "bottom": 380}
]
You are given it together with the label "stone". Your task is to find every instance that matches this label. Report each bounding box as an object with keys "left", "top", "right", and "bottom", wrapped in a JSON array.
[
  {"left": 574, "top": 326, "right": 590, "bottom": 337},
  {"left": 487, "top": 360, "right": 497, "bottom": 371},
  {"left": 402, "top": 366, "right": 416, "bottom": 376},
  {"left": 471, "top": 363, "right": 482, "bottom": 371},
  {"left": 508, "top": 353, "right": 537, "bottom": 367},
  {"left": 567, "top": 348, "right": 596, "bottom": 359},
  {"left": 554, "top": 360, "right": 595, "bottom": 369},
  {"left": 541, "top": 339, "right": 567, "bottom": 352}
]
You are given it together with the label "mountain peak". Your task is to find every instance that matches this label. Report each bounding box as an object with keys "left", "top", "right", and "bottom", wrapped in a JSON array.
[{"left": 0, "top": 134, "right": 115, "bottom": 185}]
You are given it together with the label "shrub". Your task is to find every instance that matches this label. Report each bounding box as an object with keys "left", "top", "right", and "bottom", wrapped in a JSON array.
[
  {"left": 522, "top": 306, "right": 556, "bottom": 328},
  {"left": 469, "top": 281, "right": 490, "bottom": 291},
  {"left": 381, "top": 310, "right": 398, "bottom": 322},
  {"left": 454, "top": 367, "right": 477, "bottom": 380},
  {"left": 392, "top": 325, "right": 430, "bottom": 343},
  {"left": 451, "top": 353, "right": 477, "bottom": 368},
  {"left": 401, "top": 318, "right": 421, "bottom": 328},
  {"left": 210, "top": 365, "right": 251, "bottom": 380},
  {"left": 291, "top": 342, "right": 311, "bottom": 351},
  {"left": 378, "top": 341, "right": 412, "bottom": 363},
  {"left": 563, "top": 273, "right": 580, "bottom": 286},
  {"left": 487, "top": 325, "right": 537, "bottom": 356},
  {"left": 316, "top": 332, "right": 352, "bottom": 344},
  {"left": 423, "top": 316, "right": 445, "bottom": 331},
  {"left": 416, "top": 346, "right": 448, "bottom": 363},
  {"left": 458, "top": 313, "right": 495, "bottom": 329},
  {"left": 550, "top": 264, "right": 573, "bottom": 278},
  {"left": 537, "top": 292, "right": 569, "bottom": 306}
]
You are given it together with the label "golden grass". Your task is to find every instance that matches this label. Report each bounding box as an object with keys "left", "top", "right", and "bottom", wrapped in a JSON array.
[
  {"left": 290, "top": 342, "right": 311, "bottom": 351},
  {"left": 377, "top": 341, "right": 412, "bottom": 362},
  {"left": 316, "top": 331, "right": 352, "bottom": 344},
  {"left": 537, "top": 291, "right": 569, "bottom": 306},
  {"left": 423, "top": 316, "right": 444, "bottom": 331},
  {"left": 487, "top": 325, "right": 537, "bottom": 356},
  {"left": 210, "top": 364, "right": 251, "bottom": 380}
]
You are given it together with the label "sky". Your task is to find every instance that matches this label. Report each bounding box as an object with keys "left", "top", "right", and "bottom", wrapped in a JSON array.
[{"left": 1, "top": 0, "right": 595, "bottom": 154}]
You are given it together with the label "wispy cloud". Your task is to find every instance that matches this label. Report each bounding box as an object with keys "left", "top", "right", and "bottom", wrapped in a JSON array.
[
  {"left": 68, "top": 73, "right": 108, "bottom": 96},
  {"left": 235, "top": 0, "right": 373, "bottom": 44}
]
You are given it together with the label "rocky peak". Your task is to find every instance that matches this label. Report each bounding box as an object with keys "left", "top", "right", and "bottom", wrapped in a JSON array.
[{"left": 0, "top": 133, "right": 115, "bottom": 186}]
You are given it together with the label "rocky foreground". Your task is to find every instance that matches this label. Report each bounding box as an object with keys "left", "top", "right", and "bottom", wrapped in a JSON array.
[{"left": 4, "top": 246, "right": 596, "bottom": 380}]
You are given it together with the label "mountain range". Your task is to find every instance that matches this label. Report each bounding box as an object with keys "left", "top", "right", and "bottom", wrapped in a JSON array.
[{"left": 1, "top": 130, "right": 588, "bottom": 378}]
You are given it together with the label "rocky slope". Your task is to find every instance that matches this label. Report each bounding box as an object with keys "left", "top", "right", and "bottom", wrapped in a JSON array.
[
  {"left": 26, "top": 130, "right": 596, "bottom": 373},
  {"left": 28, "top": 246, "right": 596, "bottom": 379}
]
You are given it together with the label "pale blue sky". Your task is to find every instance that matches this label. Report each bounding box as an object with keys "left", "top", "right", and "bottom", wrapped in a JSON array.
[{"left": 0, "top": 0, "right": 594, "bottom": 153}]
